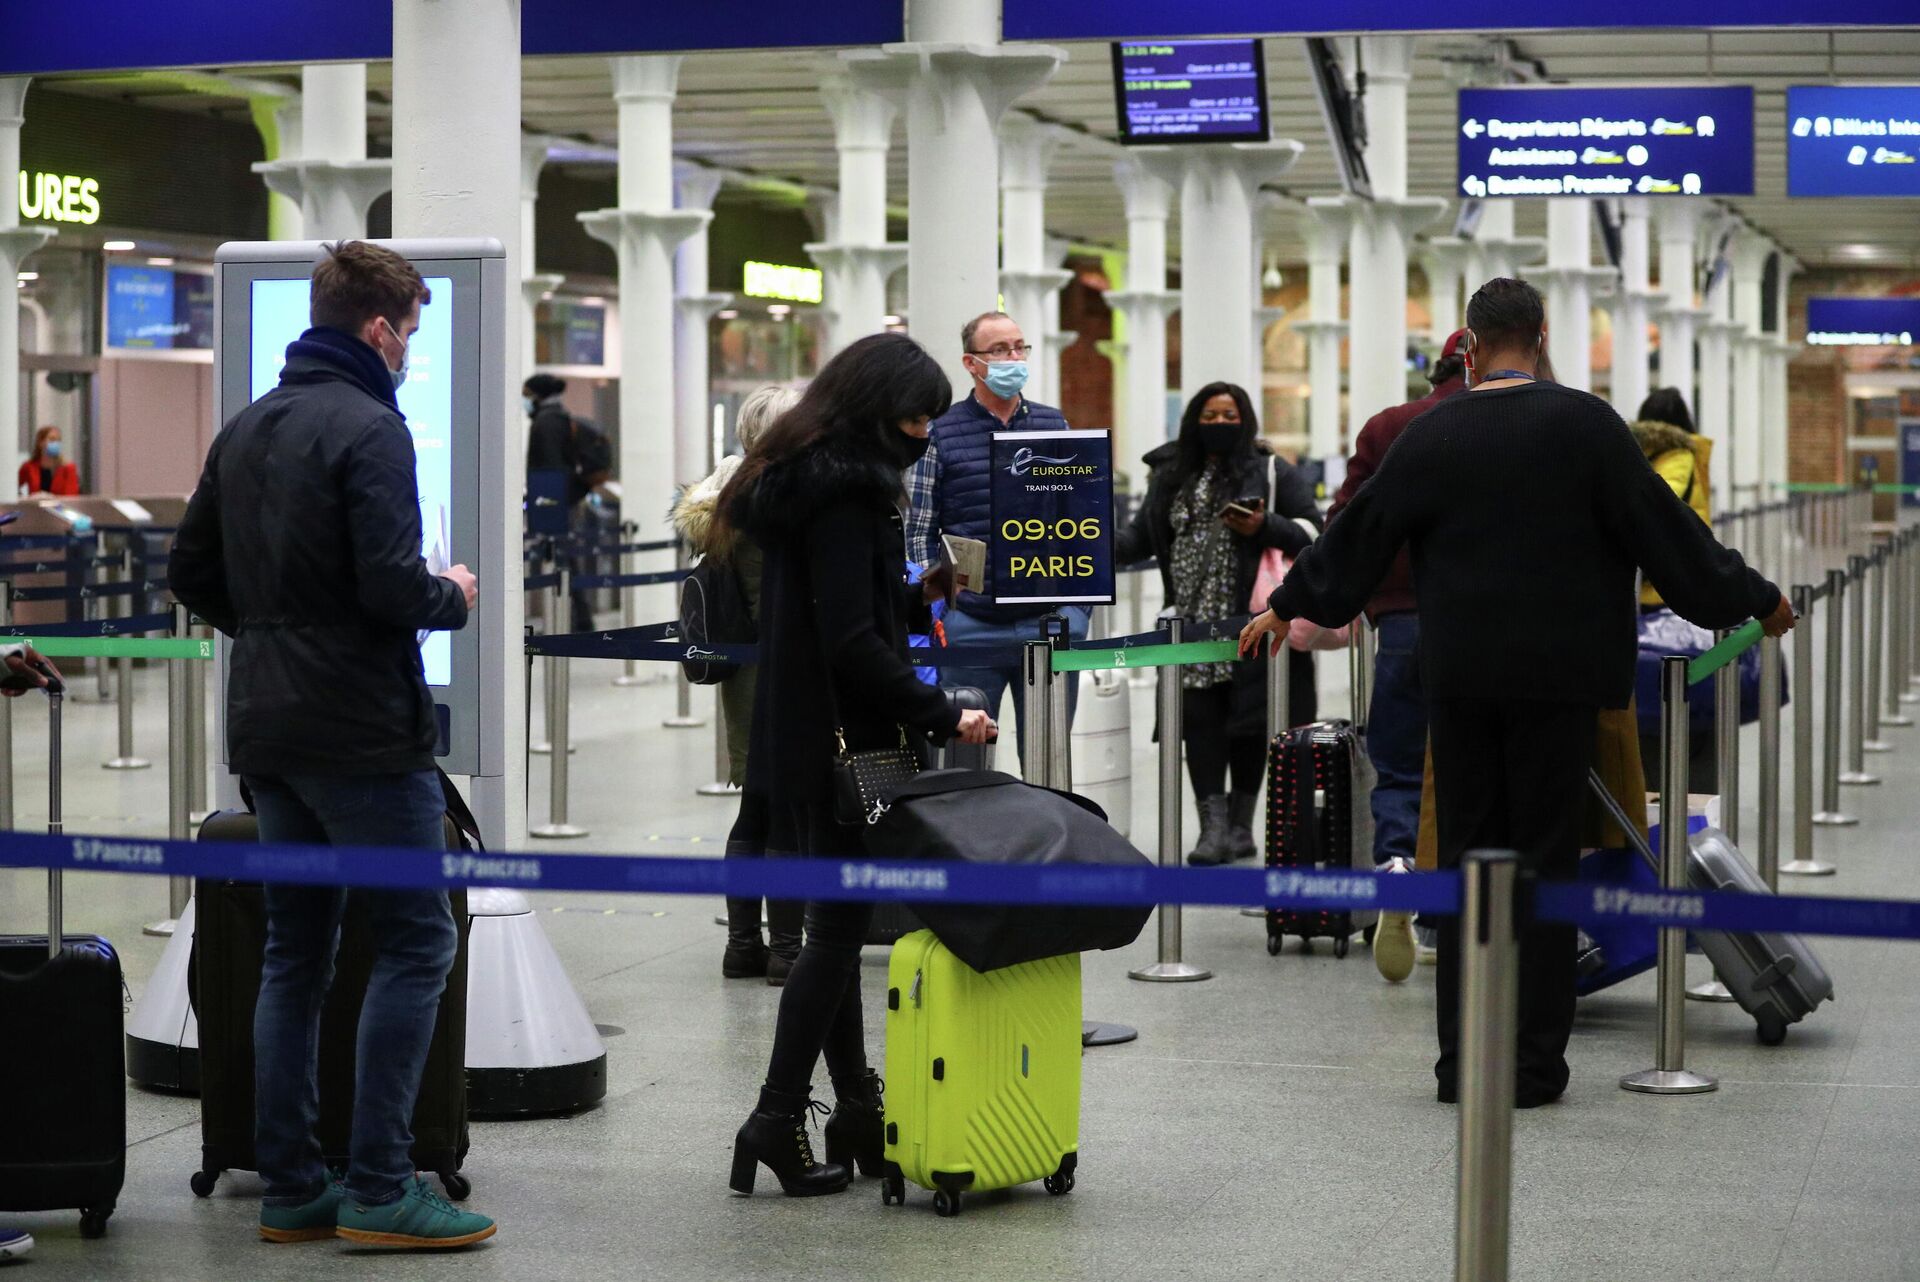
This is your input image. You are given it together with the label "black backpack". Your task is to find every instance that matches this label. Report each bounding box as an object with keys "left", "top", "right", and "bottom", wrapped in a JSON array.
[
  {"left": 568, "top": 416, "right": 613, "bottom": 492},
  {"left": 678, "top": 554, "right": 756, "bottom": 684}
]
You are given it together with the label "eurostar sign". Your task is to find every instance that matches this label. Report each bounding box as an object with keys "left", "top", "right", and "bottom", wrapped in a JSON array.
[{"left": 742, "top": 260, "right": 822, "bottom": 305}]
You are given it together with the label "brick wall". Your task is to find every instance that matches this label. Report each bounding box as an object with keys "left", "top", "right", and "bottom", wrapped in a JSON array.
[{"left": 1058, "top": 257, "right": 1114, "bottom": 431}]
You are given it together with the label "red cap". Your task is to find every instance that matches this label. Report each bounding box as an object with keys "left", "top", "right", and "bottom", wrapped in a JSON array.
[{"left": 1440, "top": 328, "right": 1468, "bottom": 360}]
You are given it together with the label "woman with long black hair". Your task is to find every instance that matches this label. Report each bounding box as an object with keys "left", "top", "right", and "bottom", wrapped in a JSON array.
[
  {"left": 1116, "top": 381, "right": 1321, "bottom": 864},
  {"left": 719, "top": 332, "right": 995, "bottom": 1198}
]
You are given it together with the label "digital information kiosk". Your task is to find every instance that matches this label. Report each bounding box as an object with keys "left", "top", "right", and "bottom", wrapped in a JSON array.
[{"left": 210, "top": 239, "right": 510, "bottom": 788}]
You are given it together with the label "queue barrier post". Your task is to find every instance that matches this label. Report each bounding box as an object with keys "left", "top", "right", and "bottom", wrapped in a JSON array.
[
  {"left": 1022, "top": 639, "right": 1055, "bottom": 788},
  {"left": 1887, "top": 531, "right": 1914, "bottom": 726},
  {"left": 1757, "top": 631, "right": 1783, "bottom": 891},
  {"left": 103, "top": 549, "right": 150, "bottom": 773},
  {"left": 531, "top": 569, "right": 588, "bottom": 841},
  {"left": 1621, "top": 653, "right": 1718, "bottom": 1096},
  {"left": 146, "top": 602, "right": 195, "bottom": 937},
  {"left": 1839, "top": 555, "right": 1879, "bottom": 786},
  {"left": 1130, "top": 616, "right": 1211, "bottom": 984},
  {"left": 1815, "top": 568, "right": 1860, "bottom": 824},
  {"left": 1864, "top": 543, "right": 1893, "bottom": 752},
  {"left": 1453, "top": 848, "right": 1519, "bottom": 1282},
  {"left": 695, "top": 698, "right": 740, "bottom": 797},
  {"left": 613, "top": 534, "right": 649, "bottom": 688},
  {"left": 0, "top": 584, "right": 13, "bottom": 830},
  {"left": 91, "top": 533, "right": 111, "bottom": 703},
  {"left": 1785, "top": 584, "right": 1838, "bottom": 874},
  {"left": 533, "top": 549, "right": 580, "bottom": 755},
  {"left": 187, "top": 617, "right": 209, "bottom": 822},
  {"left": 1688, "top": 629, "right": 1741, "bottom": 1004}
]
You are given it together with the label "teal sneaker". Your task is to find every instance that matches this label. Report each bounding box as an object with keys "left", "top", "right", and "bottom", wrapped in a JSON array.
[
  {"left": 260, "top": 1184, "right": 344, "bottom": 1244},
  {"left": 336, "top": 1176, "right": 496, "bottom": 1249}
]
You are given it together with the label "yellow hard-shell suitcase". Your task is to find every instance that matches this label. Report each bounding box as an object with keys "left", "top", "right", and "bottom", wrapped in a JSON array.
[{"left": 879, "top": 929, "right": 1081, "bottom": 1217}]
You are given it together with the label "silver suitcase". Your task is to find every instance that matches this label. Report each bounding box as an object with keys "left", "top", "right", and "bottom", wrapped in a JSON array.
[
  {"left": 1587, "top": 771, "right": 1834, "bottom": 1045},
  {"left": 1687, "top": 828, "right": 1835, "bottom": 1046}
]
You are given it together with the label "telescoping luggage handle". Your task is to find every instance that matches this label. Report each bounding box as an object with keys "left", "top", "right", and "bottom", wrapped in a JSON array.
[
  {"left": 1587, "top": 768, "right": 1660, "bottom": 875},
  {"left": 40, "top": 660, "right": 67, "bottom": 956}
]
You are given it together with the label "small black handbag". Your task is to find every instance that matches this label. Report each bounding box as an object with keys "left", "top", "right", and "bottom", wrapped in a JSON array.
[{"left": 830, "top": 725, "right": 924, "bottom": 828}]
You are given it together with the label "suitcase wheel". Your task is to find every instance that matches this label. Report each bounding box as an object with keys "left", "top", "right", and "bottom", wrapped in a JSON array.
[
  {"left": 1044, "top": 1172, "right": 1075, "bottom": 1197},
  {"left": 1333, "top": 935, "right": 1351, "bottom": 960},
  {"left": 1755, "top": 1012, "right": 1789, "bottom": 1047},
  {"left": 80, "top": 1206, "right": 112, "bottom": 1239},
  {"left": 881, "top": 1174, "right": 906, "bottom": 1207},
  {"left": 932, "top": 1189, "right": 961, "bottom": 1218},
  {"left": 190, "top": 1169, "right": 220, "bottom": 1198},
  {"left": 440, "top": 1171, "right": 472, "bottom": 1202},
  {"left": 1265, "top": 931, "right": 1283, "bottom": 957}
]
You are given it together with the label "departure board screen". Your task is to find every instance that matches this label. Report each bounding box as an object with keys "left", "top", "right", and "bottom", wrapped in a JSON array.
[{"left": 1112, "top": 39, "right": 1268, "bottom": 145}]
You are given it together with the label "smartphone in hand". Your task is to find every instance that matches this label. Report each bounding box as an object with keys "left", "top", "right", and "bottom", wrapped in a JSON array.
[{"left": 1219, "top": 496, "right": 1266, "bottom": 520}]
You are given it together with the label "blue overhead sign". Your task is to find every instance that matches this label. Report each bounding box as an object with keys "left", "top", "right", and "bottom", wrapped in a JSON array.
[
  {"left": 1112, "top": 40, "right": 1270, "bottom": 144},
  {"left": 1007, "top": 0, "right": 1919, "bottom": 38},
  {"left": 1457, "top": 86, "right": 1754, "bottom": 199},
  {"left": 1805, "top": 297, "right": 1920, "bottom": 347},
  {"left": 0, "top": 1, "right": 905, "bottom": 75},
  {"left": 1787, "top": 86, "right": 1920, "bottom": 198}
]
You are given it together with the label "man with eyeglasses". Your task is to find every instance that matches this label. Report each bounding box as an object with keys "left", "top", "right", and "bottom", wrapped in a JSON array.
[{"left": 906, "top": 311, "right": 1090, "bottom": 762}]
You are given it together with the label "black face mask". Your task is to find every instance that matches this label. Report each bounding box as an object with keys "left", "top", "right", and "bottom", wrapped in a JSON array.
[
  {"left": 888, "top": 429, "right": 932, "bottom": 469},
  {"left": 1197, "top": 422, "right": 1243, "bottom": 456}
]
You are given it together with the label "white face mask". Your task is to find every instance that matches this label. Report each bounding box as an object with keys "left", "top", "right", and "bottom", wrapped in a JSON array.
[{"left": 378, "top": 317, "right": 410, "bottom": 390}]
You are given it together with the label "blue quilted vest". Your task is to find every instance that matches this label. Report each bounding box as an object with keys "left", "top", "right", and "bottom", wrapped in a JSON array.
[{"left": 932, "top": 393, "right": 1070, "bottom": 624}]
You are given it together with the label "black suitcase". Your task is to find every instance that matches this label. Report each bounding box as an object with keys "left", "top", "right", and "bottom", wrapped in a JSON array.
[
  {"left": 0, "top": 680, "right": 126, "bottom": 1238},
  {"left": 866, "top": 688, "right": 995, "bottom": 947},
  {"left": 1265, "top": 719, "right": 1379, "bottom": 958},
  {"left": 188, "top": 810, "right": 474, "bottom": 1201}
]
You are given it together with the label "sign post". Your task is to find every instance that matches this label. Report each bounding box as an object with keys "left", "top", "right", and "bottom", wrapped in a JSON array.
[{"left": 988, "top": 429, "right": 1117, "bottom": 609}]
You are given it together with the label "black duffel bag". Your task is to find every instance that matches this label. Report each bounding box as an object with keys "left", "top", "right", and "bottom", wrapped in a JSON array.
[{"left": 864, "top": 768, "right": 1153, "bottom": 972}]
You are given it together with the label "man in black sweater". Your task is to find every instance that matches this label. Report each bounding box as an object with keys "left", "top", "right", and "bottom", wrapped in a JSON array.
[{"left": 1241, "top": 278, "right": 1794, "bottom": 1107}]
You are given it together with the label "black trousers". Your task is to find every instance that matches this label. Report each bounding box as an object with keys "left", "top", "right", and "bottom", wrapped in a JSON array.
[
  {"left": 1181, "top": 684, "right": 1265, "bottom": 799},
  {"left": 1429, "top": 697, "right": 1598, "bottom": 1101},
  {"left": 763, "top": 802, "right": 875, "bottom": 1097}
]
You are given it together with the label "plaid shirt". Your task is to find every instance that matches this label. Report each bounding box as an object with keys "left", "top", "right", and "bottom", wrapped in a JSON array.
[
  {"left": 904, "top": 441, "right": 942, "bottom": 570},
  {"left": 905, "top": 394, "right": 1058, "bottom": 571}
]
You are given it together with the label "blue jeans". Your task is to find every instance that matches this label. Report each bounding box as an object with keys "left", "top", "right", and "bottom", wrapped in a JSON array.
[
  {"left": 246, "top": 770, "right": 456, "bottom": 1208},
  {"left": 1366, "top": 613, "right": 1427, "bottom": 868},
  {"left": 940, "top": 605, "right": 1091, "bottom": 769}
]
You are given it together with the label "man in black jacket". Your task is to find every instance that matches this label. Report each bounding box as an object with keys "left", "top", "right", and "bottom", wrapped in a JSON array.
[
  {"left": 170, "top": 241, "right": 494, "bottom": 1248},
  {"left": 1241, "top": 278, "right": 1794, "bottom": 1108}
]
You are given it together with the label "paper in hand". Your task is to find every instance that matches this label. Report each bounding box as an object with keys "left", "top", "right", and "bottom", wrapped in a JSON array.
[{"left": 941, "top": 534, "right": 987, "bottom": 593}]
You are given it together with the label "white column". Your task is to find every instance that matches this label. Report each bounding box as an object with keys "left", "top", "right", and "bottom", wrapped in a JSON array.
[
  {"left": 997, "top": 118, "right": 1073, "bottom": 404},
  {"left": 391, "top": 0, "right": 524, "bottom": 844},
  {"left": 845, "top": 2, "right": 1064, "bottom": 392},
  {"left": 245, "top": 90, "right": 303, "bottom": 240},
  {"left": 579, "top": 57, "right": 710, "bottom": 542},
  {"left": 1531, "top": 198, "right": 1613, "bottom": 393},
  {"left": 252, "top": 64, "right": 391, "bottom": 241},
  {"left": 1342, "top": 37, "right": 1446, "bottom": 434},
  {"left": 1250, "top": 195, "right": 1286, "bottom": 395},
  {"left": 1297, "top": 201, "right": 1351, "bottom": 460},
  {"left": 1139, "top": 143, "right": 1303, "bottom": 404},
  {"left": 1422, "top": 236, "right": 1468, "bottom": 348},
  {"left": 1106, "top": 156, "right": 1177, "bottom": 451},
  {"left": 673, "top": 162, "right": 733, "bottom": 485},
  {"left": 1730, "top": 231, "right": 1772, "bottom": 503},
  {"left": 1696, "top": 218, "right": 1739, "bottom": 484},
  {"left": 1607, "top": 197, "right": 1655, "bottom": 418},
  {"left": 1467, "top": 198, "right": 1547, "bottom": 286},
  {"left": 520, "top": 135, "right": 565, "bottom": 379},
  {"left": 0, "top": 79, "right": 53, "bottom": 481},
  {"left": 806, "top": 75, "right": 907, "bottom": 357},
  {"left": 1043, "top": 234, "right": 1079, "bottom": 408},
  {"left": 1654, "top": 200, "right": 1708, "bottom": 417},
  {"left": 1766, "top": 260, "right": 1799, "bottom": 489}
]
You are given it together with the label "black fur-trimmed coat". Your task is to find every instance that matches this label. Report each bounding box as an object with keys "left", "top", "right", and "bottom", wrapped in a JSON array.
[{"left": 729, "top": 436, "right": 958, "bottom": 809}]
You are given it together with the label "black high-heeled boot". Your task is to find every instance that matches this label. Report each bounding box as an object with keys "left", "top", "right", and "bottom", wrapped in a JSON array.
[
  {"left": 722, "top": 897, "right": 769, "bottom": 979},
  {"left": 764, "top": 897, "right": 804, "bottom": 988},
  {"left": 823, "top": 1070, "right": 885, "bottom": 1178},
  {"left": 729, "top": 1087, "right": 850, "bottom": 1198}
]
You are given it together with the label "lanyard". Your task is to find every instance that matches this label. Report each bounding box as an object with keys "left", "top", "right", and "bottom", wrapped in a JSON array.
[{"left": 1479, "top": 369, "right": 1536, "bottom": 383}]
